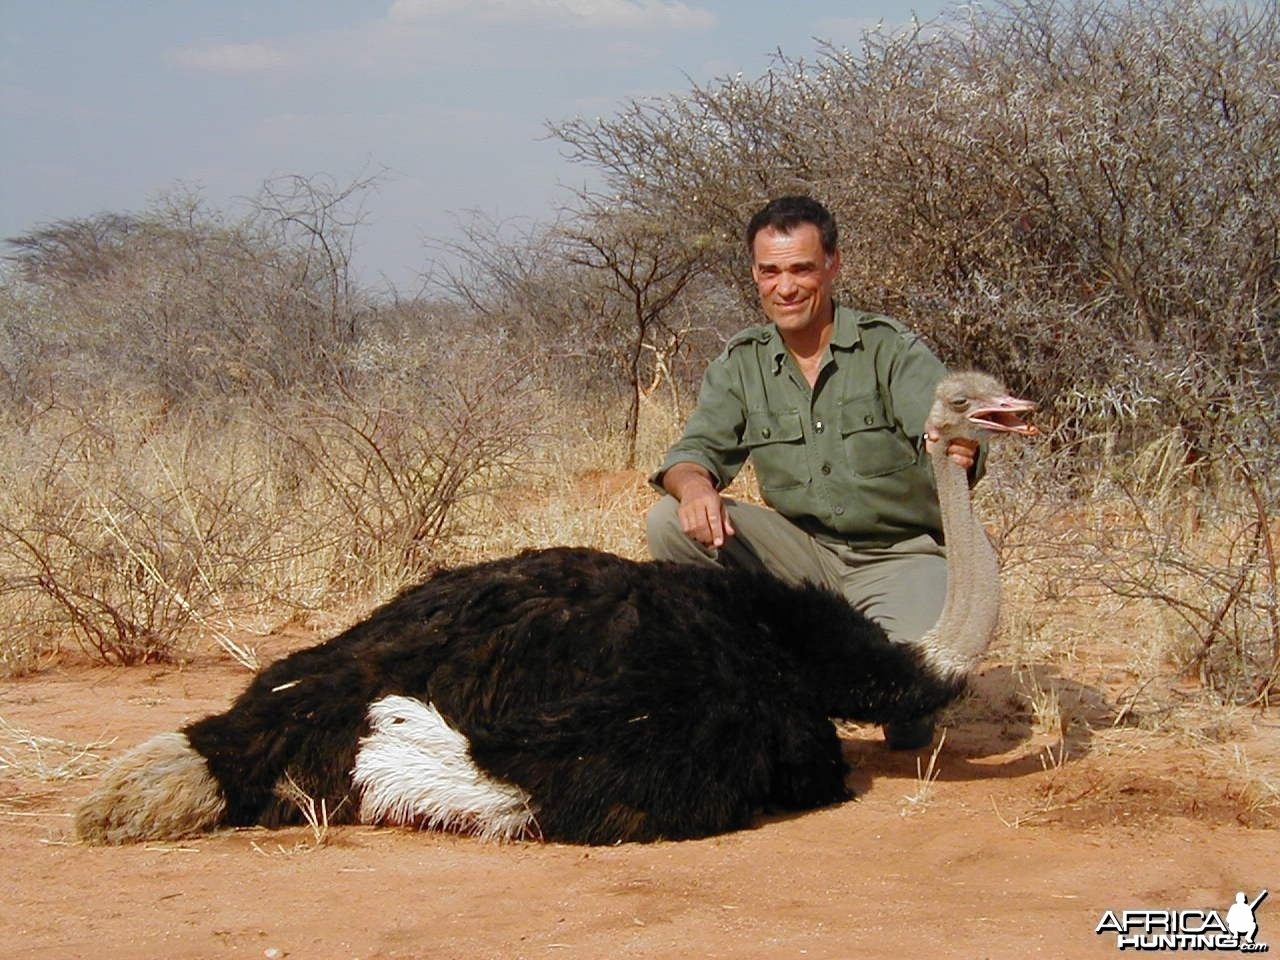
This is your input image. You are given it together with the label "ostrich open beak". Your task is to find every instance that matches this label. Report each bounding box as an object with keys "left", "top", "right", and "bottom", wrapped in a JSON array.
[{"left": 968, "top": 395, "right": 1039, "bottom": 436}]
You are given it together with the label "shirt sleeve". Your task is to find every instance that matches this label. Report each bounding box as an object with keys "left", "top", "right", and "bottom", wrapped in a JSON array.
[
  {"left": 883, "top": 331, "right": 946, "bottom": 438},
  {"left": 650, "top": 351, "right": 750, "bottom": 492},
  {"left": 884, "top": 331, "right": 988, "bottom": 484}
]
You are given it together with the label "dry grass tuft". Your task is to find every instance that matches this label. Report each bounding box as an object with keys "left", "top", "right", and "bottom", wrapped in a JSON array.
[
  {"left": 1225, "top": 744, "right": 1280, "bottom": 822},
  {"left": 899, "top": 730, "right": 948, "bottom": 816},
  {"left": 0, "top": 718, "right": 112, "bottom": 783},
  {"left": 272, "top": 772, "right": 343, "bottom": 849}
]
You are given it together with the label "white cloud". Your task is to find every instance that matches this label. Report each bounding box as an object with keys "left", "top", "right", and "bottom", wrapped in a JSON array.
[
  {"left": 168, "top": 40, "right": 298, "bottom": 74},
  {"left": 389, "top": 0, "right": 715, "bottom": 30},
  {"left": 168, "top": 0, "right": 712, "bottom": 77}
]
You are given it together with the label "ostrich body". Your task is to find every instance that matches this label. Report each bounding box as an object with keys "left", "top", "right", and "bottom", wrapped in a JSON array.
[{"left": 76, "top": 373, "right": 1036, "bottom": 846}]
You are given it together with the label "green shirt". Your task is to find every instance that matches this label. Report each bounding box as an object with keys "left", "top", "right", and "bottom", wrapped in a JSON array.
[{"left": 654, "top": 305, "right": 956, "bottom": 548}]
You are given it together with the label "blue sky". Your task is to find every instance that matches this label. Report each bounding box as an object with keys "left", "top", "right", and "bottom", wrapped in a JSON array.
[{"left": 1, "top": 1, "right": 951, "bottom": 292}]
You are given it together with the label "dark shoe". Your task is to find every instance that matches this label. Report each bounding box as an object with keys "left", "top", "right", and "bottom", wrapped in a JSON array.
[{"left": 884, "top": 716, "right": 936, "bottom": 751}]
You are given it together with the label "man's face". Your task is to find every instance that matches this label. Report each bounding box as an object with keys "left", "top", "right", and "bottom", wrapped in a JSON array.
[{"left": 750, "top": 223, "right": 841, "bottom": 335}]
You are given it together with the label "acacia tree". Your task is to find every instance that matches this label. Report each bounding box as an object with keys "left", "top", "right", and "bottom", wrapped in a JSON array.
[
  {"left": 432, "top": 206, "right": 727, "bottom": 467},
  {"left": 5, "top": 175, "right": 378, "bottom": 406},
  {"left": 557, "top": 200, "right": 713, "bottom": 467},
  {"left": 548, "top": 0, "right": 1280, "bottom": 468},
  {"left": 247, "top": 172, "right": 377, "bottom": 347}
]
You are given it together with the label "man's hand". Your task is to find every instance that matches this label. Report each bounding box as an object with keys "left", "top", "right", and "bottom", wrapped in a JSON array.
[
  {"left": 925, "top": 431, "right": 980, "bottom": 470},
  {"left": 677, "top": 487, "right": 736, "bottom": 549},
  {"left": 662, "top": 462, "right": 736, "bottom": 549}
]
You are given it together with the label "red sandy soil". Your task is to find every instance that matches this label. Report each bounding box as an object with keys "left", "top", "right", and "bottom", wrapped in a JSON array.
[{"left": 2, "top": 634, "right": 1277, "bottom": 960}]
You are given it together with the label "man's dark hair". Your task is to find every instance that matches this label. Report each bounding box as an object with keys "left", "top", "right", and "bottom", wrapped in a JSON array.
[{"left": 746, "top": 196, "right": 839, "bottom": 256}]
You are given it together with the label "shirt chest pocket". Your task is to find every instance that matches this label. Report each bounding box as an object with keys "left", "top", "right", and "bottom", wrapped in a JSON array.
[
  {"left": 743, "top": 411, "right": 807, "bottom": 491},
  {"left": 840, "top": 393, "right": 918, "bottom": 478}
]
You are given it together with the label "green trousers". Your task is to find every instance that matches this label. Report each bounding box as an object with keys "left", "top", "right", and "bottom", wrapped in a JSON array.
[{"left": 645, "top": 495, "right": 947, "bottom": 645}]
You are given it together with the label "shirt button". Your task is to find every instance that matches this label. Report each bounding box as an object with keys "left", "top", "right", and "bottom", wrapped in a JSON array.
[
  {"left": 761, "top": 427, "right": 771, "bottom": 438},
  {"left": 814, "top": 420, "right": 825, "bottom": 433},
  {"left": 820, "top": 463, "right": 832, "bottom": 475},
  {"left": 864, "top": 415, "right": 875, "bottom": 426},
  {"left": 833, "top": 506, "right": 845, "bottom": 516}
]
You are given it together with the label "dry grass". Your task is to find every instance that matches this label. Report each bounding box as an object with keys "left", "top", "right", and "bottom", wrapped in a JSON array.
[
  {"left": 899, "top": 730, "right": 948, "bottom": 816},
  {"left": 0, "top": 718, "right": 111, "bottom": 785},
  {"left": 273, "top": 772, "right": 339, "bottom": 850},
  {"left": 0, "top": 718, "right": 113, "bottom": 829},
  {"left": 1225, "top": 744, "right": 1280, "bottom": 822},
  {"left": 0, "top": 350, "right": 557, "bottom": 672},
  {"left": 980, "top": 431, "right": 1277, "bottom": 710},
  {"left": 452, "top": 395, "right": 699, "bottom": 563}
]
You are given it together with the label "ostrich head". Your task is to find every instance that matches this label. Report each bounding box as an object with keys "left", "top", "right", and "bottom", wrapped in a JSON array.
[{"left": 925, "top": 371, "right": 1038, "bottom": 444}]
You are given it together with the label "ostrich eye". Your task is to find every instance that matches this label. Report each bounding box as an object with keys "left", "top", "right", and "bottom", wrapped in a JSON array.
[{"left": 948, "top": 396, "right": 969, "bottom": 411}]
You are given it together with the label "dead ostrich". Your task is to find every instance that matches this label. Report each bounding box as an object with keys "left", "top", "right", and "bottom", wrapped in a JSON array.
[{"left": 76, "top": 372, "right": 1036, "bottom": 846}]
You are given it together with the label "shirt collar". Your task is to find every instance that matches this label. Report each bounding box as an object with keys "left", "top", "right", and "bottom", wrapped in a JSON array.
[
  {"left": 829, "top": 303, "right": 863, "bottom": 350},
  {"left": 768, "top": 301, "right": 861, "bottom": 374}
]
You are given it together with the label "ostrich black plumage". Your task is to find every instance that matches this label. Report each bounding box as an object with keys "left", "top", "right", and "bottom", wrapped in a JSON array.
[{"left": 75, "top": 372, "right": 1036, "bottom": 845}]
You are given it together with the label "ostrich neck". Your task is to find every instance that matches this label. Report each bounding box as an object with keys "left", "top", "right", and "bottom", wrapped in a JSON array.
[{"left": 916, "top": 442, "right": 1001, "bottom": 680}]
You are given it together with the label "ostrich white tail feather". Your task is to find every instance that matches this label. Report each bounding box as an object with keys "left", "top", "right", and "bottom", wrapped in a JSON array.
[{"left": 353, "top": 695, "right": 537, "bottom": 840}]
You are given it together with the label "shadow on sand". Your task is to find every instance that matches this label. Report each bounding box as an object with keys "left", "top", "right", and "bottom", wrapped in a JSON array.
[{"left": 838, "top": 661, "right": 1125, "bottom": 795}]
